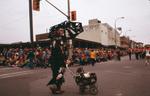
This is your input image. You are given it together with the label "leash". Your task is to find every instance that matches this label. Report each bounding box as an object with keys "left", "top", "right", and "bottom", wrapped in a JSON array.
[{"left": 66, "top": 64, "right": 76, "bottom": 77}]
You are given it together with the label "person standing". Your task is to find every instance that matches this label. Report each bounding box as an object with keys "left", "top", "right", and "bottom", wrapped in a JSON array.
[
  {"left": 90, "top": 49, "right": 96, "bottom": 66},
  {"left": 116, "top": 49, "right": 121, "bottom": 61},
  {"left": 128, "top": 48, "right": 132, "bottom": 60},
  {"left": 27, "top": 49, "right": 35, "bottom": 69},
  {"left": 145, "top": 48, "right": 150, "bottom": 66},
  {"left": 135, "top": 48, "right": 139, "bottom": 60},
  {"left": 47, "top": 40, "right": 66, "bottom": 94}
]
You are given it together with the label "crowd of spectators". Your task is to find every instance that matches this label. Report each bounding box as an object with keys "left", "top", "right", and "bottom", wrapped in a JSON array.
[
  {"left": 1, "top": 45, "right": 149, "bottom": 68},
  {"left": 72, "top": 48, "right": 116, "bottom": 65},
  {"left": 0, "top": 46, "right": 119, "bottom": 68},
  {"left": 0, "top": 47, "right": 51, "bottom": 68},
  {"left": 127, "top": 47, "right": 149, "bottom": 60}
]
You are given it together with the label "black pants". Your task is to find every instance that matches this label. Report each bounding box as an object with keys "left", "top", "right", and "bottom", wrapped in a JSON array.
[{"left": 90, "top": 58, "right": 95, "bottom": 66}]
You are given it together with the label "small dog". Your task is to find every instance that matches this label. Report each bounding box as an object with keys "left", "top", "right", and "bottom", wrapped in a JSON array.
[{"left": 75, "top": 67, "right": 98, "bottom": 95}]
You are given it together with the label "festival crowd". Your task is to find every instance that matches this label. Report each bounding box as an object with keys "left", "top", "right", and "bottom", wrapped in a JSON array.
[{"left": 0, "top": 46, "right": 150, "bottom": 68}]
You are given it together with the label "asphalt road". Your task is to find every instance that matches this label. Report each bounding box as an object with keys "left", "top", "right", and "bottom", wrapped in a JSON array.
[{"left": 0, "top": 56, "right": 150, "bottom": 96}]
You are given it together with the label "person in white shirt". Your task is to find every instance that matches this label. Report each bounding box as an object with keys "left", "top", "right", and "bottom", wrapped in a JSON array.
[{"left": 145, "top": 48, "right": 150, "bottom": 66}]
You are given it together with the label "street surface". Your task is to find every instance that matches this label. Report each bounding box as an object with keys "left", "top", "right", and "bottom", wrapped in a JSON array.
[{"left": 0, "top": 55, "right": 150, "bottom": 96}]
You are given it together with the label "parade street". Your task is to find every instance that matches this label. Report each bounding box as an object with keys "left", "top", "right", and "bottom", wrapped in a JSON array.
[{"left": 0, "top": 56, "right": 150, "bottom": 96}]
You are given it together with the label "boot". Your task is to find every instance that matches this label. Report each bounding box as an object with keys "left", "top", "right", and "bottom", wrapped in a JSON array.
[{"left": 55, "top": 85, "right": 64, "bottom": 94}]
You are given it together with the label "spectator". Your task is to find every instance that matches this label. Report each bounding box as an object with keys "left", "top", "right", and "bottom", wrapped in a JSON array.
[
  {"left": 145, "top": 48, "right": 150, "bottom": 66},
  {"left": 128, "top": 48, "right": 132, "bottom": 60},
  {"left": 27, "top": 49, "right": 35, "bottom": 69},
  {"left": 116, "top": 49, "right": 121, "bottom": 61},
  {"left": 0, "top": 53, "right": 5, "bottom": 66},
  {"left": 90, "top": 49, "right": 96, "bottom": 66}
]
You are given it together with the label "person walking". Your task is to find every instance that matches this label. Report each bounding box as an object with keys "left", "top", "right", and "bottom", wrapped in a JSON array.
[{"left": 47, "top": 40, "right": 66, "bottom": 94}]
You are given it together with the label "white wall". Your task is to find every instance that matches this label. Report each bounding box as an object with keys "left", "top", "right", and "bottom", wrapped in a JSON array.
[{"left": 77, "top": 19, "right": 120, "bottom": 46}]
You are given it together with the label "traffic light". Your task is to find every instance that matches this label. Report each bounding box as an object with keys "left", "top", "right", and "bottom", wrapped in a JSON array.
[
  {"left": 33, "top": 0, "right": 40, "bottom": 11},
  {"left": 71, "top": 11, "right": 76, "bottom": 21},
  {"left": 49, "top": 21, "right": 83, "bottom": 40}
]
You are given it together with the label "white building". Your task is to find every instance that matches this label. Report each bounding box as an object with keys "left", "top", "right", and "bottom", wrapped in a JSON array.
[{"left": 77, "top": 19, "right": 120, "bottom": 47}]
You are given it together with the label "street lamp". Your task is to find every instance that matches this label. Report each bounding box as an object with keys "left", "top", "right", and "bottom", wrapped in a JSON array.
[
  {"left": 114, "top": 17, "right": 124, "bottom": 48},
  {"left": 125, "top": 29, "right": 132, "bottom": 48}
]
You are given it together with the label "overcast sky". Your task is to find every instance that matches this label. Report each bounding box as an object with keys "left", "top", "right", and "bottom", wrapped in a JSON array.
[{"left": 0, "top": 0, "right": 150, "bottom": 44}]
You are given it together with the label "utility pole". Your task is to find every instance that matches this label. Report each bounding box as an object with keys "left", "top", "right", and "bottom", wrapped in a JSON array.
[
  {"left": 29, "top": 0, "right": 34, "bottom": 43},
  {"left": 67, "top": 0, "right": 70, "bottom": 21},
  {"left": 67, "top": 0, "right": 73, "bottom": 59},
  {"left": 114, "top": 17, "right": 124, "bottom": 49}
]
